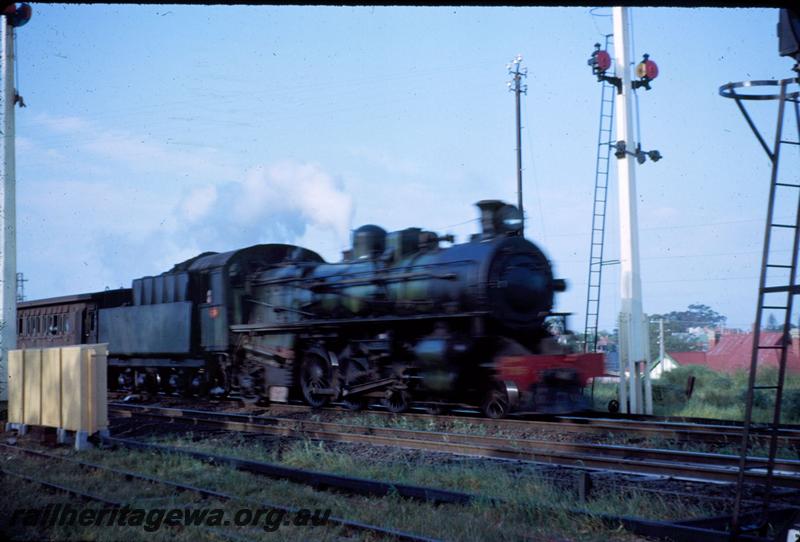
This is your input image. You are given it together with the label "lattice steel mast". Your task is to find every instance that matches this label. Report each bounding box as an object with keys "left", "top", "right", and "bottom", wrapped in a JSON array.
[{"left": 584, "top": 35, "right": 617, "bottom": 355}]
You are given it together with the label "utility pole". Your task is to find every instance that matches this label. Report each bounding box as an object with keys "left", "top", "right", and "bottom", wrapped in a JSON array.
[
  {"left": 0, "top": 4, "right": 30, "bottom": 401},
  {"left": 15, "top": 271, "right": 25, "bottom": 302},
  {"left": 612, "top": 6, "right": 646, "bottom": 414},
  {"left": 659, "top": 318, "right": 665, "bottom": 368},
  {"left": 507, "top": 55, "right": 527, "bottom": 234}
]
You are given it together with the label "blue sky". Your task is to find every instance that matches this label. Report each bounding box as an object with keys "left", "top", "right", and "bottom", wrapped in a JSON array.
[{"left": 12, "top": 5, "right": 798, "bottom": 333}]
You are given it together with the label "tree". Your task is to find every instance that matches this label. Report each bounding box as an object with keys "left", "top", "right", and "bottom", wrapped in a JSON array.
[
  {"left": 765, "top": 313, "right": 781, "bottom": 331},
  {"left": 648, "top": 304, "right": 727, "bottom": 357}
]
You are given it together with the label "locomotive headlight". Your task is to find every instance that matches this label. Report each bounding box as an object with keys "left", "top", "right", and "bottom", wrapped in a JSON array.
[{"left": 498, "top": 204, "right": 523, "bottom": 234}]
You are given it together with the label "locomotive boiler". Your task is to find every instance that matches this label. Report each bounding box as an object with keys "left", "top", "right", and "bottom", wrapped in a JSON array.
[{"left": 17, "top": 200, "right": 603, "bottom": 418}]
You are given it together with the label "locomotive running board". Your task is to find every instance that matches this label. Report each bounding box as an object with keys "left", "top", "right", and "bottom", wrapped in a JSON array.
[{"left": 231, "top": 311, "right": 490, "bottom": 334}]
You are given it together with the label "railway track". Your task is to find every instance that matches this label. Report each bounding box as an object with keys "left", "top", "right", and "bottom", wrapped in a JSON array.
[
  {"left": 264, "top": 402, "right": 800, "bottom": 447},
  {"left": 0, "top": 443, "right": 442, "bottom": 542},
  {"left": 99, "top": 435, "right": 794, "bottom": 542},
  {"left": 109, "top": 402, "right": 800, "bottom": 490},
  {"left": 5, "top": 428, "right": 794, "bottom": 541},
  {"left": 112, "top": 394, "right": 800, "bottom": 448}
]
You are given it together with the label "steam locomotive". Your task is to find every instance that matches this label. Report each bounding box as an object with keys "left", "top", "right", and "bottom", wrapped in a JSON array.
[{"left": 17, "top": 200, "right": 603, "bottom": 417}]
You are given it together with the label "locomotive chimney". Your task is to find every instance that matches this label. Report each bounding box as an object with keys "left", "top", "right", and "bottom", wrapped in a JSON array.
[
  {"left": 352, "top": 224, "right": 387, "bottom": 259},
  {"left": 476, "top": 200, "right": 504, "bottom": 239}
]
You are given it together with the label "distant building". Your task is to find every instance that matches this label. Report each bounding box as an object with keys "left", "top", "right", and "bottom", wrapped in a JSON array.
[
  {"left": 650, "top": 351, "right": 707, "bottom": 379},
  {"left": 705, "top": 330, "right": 800, "bottom": 373},
  {"left": 650, "top": 329, "right": 800, "bottom": 376},
  {"left": 595, "top": 335, "right": 619, "bottom": 373}
]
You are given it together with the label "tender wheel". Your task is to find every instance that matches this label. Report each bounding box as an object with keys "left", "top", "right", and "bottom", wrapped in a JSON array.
[
  {"left": 137, "top": 370, "right": 159, "bottom": 396},
  {"left": 300, "top": 353, "right": 333, "bottom": 408},
  {"left": 382, "top": 389, "right": 410, "bottom": 414},
  {"left": 608, "top": 399, "right": 620, "bottom": 414},
  {"left": 174, "top": 370, "right": 193, "bottom": 398},
  {"left": 481, "top": 388, "right": 510, "bottom": 419}
]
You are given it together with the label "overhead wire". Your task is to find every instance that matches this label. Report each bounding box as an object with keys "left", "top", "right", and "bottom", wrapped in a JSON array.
[
  {"left": 522, "top": 78, "right": 548, "bottom": 244},
  {"left": 24, "top": 57, "right": 506, "bottom": 151},
  {"left": 27, "top": 55, "right": 505, "bottom": 140},
  {"left": 588, "top": 7, "right": 612, "bottom": 38}
]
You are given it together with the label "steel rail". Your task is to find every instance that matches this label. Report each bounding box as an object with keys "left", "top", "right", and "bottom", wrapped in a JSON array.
[
  {"left": 1, "top": 468, "right": 124, "bottom": 507},
  {"left": 0, "top": 443, "right": 442, "bottom": 542},
  {"left": 261, "top": 402, "right": 800, "bottom": 446},
  {"left": 110, "top": 403, "right": 800, "bottom": 489},
  {"left": 108, "top": 394, "right": 800, "bottom": 446},
  {"left": 113, "top": 403, "right": 800, "bottom": 471},
  {"left": 105, "top": 410, "right": 800, "bottom": 508},
  {"left": 0, "top": 469, "right": 256, "bottom": 542},
  {"left": 101, "top": 436, "right": 781, "bottom": 542},
  {"left": 106, "top": 413, "right": 800, "bottom": 509}
]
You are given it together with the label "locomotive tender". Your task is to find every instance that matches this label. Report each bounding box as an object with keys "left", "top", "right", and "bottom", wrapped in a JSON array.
[{"left": 17, "top": 200, "right": 603, "bottom": 417}]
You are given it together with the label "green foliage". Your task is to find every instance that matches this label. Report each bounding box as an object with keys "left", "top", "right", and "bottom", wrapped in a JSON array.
[
  {"left": 648, "top": 304, "right": 727, "bottom": 357},
  {"left": 595, "top": 366, "right": 800, "bottom": 424},
  {"left": 765, "top": 313, "right": 781, "bottom": 331},
  {"left": 650, "top": 382, "right": 687, "bottom": 405}
]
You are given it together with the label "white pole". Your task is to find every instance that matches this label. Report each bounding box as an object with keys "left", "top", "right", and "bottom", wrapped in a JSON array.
[
  {"left": 617, "top": 313, "right": 628, "bottom": 413},
  {"left": 0, "top": 17, "right": 17, "bottom": 402},
  {"left": 612, "top": 6, "right": 646, "bottom": 414},
  {"left": 643, "top": 316, "right": 653, "bottom": 415}
]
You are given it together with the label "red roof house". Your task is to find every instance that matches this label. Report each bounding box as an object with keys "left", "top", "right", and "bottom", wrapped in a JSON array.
[
  {"left": 658, "top": 331, "right": 800, "bottom": 375},
  {"left": 667, "top": 351, "right": 708, "bottom": 366},
  {"left": 704, "top": 331, "right": 800, "bottom": 374}
]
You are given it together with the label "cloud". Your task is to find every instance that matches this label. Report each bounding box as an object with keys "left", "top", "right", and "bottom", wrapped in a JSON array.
[
  {"left": 180, "top": 184, "right": 218, "bottom": 221},
  {"left": 173, "top": 161, "right": 355, "bottom": 256},
  {"left": 234, "top": 162, "right": 353, "bottom": 240},
  {"left": 34, "top": 113, "right": 91, "bottom": 133},
  {"left": 19, "top": 111, "right": 356, "bottom": 299},
  {"left": 31, "top": 112, "right": 238, "bottom": 183},
  {"left": 20, "top": 162, "right": 355, "bottom": 298}
]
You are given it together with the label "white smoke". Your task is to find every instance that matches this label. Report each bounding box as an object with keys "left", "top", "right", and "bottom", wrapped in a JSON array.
[
  {"left": 173, "top": 161, "right": 354, "bottom": 260},
  {"left": 234, "top": 161, "right": 353, "bottom": 241}
]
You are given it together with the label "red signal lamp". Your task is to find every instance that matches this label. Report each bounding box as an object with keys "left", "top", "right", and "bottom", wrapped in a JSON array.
[
  {"left": 3, "top": 3, "right": 32, "bottom": 28},
  {"left": 633, "top": 54, "right": 658, "bottom": 90},
  {"left": 636, "top": 57, "right": 659, "bottom": 80},
  {"left": 595, "top": 50, "right": 612, "bottom": 73}
]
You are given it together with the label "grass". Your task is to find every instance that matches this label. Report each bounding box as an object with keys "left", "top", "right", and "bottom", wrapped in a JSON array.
[
  {"left": 592, "top": 365, "right": 800, "bottom": 424},
  {"left": 323, "top": 411, "right": 493, "bottom": 437},
  {"left": 146, "top": 431, "right": 720, "bottom": 522},
  {"left": 0, "top": 436, "right": 673, "bottom": 542}
]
